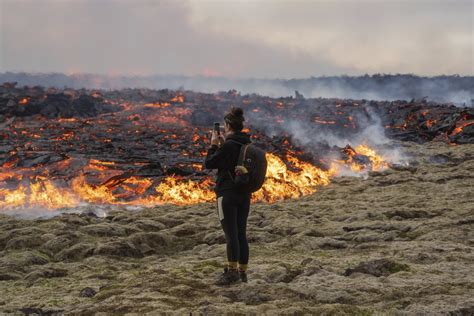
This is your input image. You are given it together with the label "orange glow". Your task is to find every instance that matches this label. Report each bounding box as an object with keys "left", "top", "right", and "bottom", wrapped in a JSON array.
[
  {"left": 89, "top": 159, "right": 115, "bottom": 166},
  {"left": 314, "top": 119, "right": 336, "bottom": 125},
  {"left": 333, "top": 144, "right": 389, "bottom": 172},
  {"left": 252, "top": 153, "right": 335, "bottom": 202},
  {"left": 451, "top": 120, "right": 474, "bottom": 136},
  {"left": 2, "top": 157, "right": 19, "bottom": 168},
  {"left": 425, "top": 119, "right": 437, "bottom": 128},
  {"left": 353, "top": 145, "right": 389, "bottom": 171},
  {"left": 0, "top": 179, "right": 78, "bottom": 209},
  {"left": 71, "top": 175, "right": 116, "bottom": 204},
  {"left": 0, "top": 143, "right": 387, "bottom": 210},
  {"left": 144, "top": 102, "right": 171, "bottom": 108},
  {"left": 19, "top": 98, "right": 29, "bottom": 105},
  {"left": 170, "top": 95, "right": 185, "bottom": 103},
  {"left": 152, "top": 176, "right": 214, "bottom": 204},
  {"left": 57, "top": 118, "right": 78, "bottom": 123}
]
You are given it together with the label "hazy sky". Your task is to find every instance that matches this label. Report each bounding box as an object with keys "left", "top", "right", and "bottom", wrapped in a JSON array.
[{"left": 0, "top": 0, "right": 472, "bottom": 78}]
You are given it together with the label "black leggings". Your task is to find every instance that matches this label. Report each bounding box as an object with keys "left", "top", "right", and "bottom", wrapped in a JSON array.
[{"left": 217, "top": 191, "right": 251, "bottom": 264}]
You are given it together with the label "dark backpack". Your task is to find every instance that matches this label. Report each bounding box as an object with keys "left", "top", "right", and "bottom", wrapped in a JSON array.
[{"left": 228, "top": 140, "right": 267, "bottom": 193}]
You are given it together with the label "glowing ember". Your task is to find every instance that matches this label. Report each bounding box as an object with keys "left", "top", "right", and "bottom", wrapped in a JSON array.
[
  {"left": 144, "top": 102, "right": 171, "bottom": 108},
  {"left": 57, "top": 118, "right": 78, "bottom": 123},
  {"left": 451, "top": 120, "right": 474, "bottom": 136},
  {"left": 314, "top": 119, "right": 336, "bottom": 124},
  {"left": 170, "top": 95, "right": 185, "bottom": 103},
  {"left": 425, "top": 119, "right": 437, "bottom": 128},
  {"left": 19, "top": 98, "right": 29, "bottom": 105}
]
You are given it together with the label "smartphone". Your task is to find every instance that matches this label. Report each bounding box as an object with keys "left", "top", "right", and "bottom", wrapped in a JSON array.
[{"left": 214, "top": 122, "right": 220, "bottom": 134}]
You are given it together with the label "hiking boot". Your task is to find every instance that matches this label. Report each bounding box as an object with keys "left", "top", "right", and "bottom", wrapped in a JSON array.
[
  {"left": 215, "top": 267, "right": 240, "bottom": 286},
  {"left": 239, "top": 271, "right": 248, "bottom": 283}
]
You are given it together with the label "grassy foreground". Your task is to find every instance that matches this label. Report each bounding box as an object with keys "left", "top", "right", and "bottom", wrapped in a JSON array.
[{"left": 0, "top": 141, "right": 473, "bottom": 315}]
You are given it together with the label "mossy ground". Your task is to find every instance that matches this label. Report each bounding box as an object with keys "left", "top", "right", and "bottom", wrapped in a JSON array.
[{"left": 0, "top": 141, "right": 473, "bottom": 314}]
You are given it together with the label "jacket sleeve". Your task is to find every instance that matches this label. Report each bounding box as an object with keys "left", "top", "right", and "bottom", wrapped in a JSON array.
[{"left": 204, "top": 143, "right": 229, "bottom": 170}]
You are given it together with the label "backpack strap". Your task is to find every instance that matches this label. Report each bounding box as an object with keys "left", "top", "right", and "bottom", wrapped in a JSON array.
[
  {"left": 227, "top": 139, "right": 251, "bottom": 167},
  {"left": 238, "top": 144, "right": 250, "bottom": 166},
  {"left": 225, "top": 139, "right": 250, "bottom": 181}
]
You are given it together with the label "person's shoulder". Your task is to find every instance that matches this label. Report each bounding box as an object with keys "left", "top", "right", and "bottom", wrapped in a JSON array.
[
  {"left": 220, "top": 140, "right": 235, "bottom": 149},
  {"left": 224, "top": 139, "right": 246, "bottom": 148},
  {"left": 214, "top": 142, "right": 234, "bottom": 156}
]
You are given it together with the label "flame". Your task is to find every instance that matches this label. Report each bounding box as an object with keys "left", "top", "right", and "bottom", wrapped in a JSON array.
[
  {"left": 0, "top": 179, "right": 77, "bottom": 209},
  {"left": 122, "top": 177, "right": 153, "bottom": 195},
  {"left": 334, "top": 144, "right": 388, "bottom": 173},
  {"left": 71, "top": 175, "right": 116, "bottom": 204},
  {"left": 252, "top": 153, "right": 334, "bottom": 203},
  {"left": 29, "top": 179, "right": 78, "bottom": 208},
  {"left": 151, "top": 176, "right": 214, "bottom": 204},
  {"left": 0, "top": 186, "right": 27, "bottom": 208},
  {"left": 0, "top": 144, "right": 387, "bottom": 210},
  {"left": 353, "top": 145, "right": 389, "bottom": 171}
]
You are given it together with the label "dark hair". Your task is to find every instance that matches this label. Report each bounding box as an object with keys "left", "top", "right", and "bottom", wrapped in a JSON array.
[{"left": 224, "top": 107, "right": 245, "bottom": 131}]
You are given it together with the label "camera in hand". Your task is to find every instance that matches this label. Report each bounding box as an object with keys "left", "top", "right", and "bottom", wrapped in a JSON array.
[{"left": 214, "top": 122, "right": 220, "bottom": 134}]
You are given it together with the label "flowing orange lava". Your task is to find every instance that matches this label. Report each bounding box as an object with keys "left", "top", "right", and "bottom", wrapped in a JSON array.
[
  {"left": 0, "top": 146, "right": 388, "bottom": 210},
  {"left": 19, "top": 98, "right": 29, "bottom": 105},
  {"left": 450, "top": 120, "right": 474, "bottom": 136}
]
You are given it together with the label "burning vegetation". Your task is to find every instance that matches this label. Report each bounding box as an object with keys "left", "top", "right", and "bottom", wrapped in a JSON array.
[{"left": 0, "top": 83, "right": 472, "bottom": 211}]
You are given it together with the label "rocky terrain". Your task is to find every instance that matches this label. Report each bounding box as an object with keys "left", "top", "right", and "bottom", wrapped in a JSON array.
[{"left": 0, "top": 141, "right": 473, "bottom": 315}]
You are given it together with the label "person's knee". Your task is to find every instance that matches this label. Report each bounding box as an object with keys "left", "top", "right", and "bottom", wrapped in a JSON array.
[
  {"left": 225, "top": 230, "right": 238, "bottom": 242},
  {"left": 237, "top": 232, "right": 247, "bottom": 243}
]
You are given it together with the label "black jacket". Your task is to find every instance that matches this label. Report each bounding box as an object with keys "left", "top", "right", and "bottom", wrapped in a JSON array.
[{"left": 204, "top": 131, "right": 251, "bottom": 195}]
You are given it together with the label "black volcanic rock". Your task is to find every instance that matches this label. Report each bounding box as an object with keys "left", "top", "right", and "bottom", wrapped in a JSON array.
[{"left": 344, "top": 259, "right": 410, "bottom": 277}]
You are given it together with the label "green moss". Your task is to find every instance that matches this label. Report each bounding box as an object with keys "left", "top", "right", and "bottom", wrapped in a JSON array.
[
  {"left": 46, "top": 297, "right": 65, "bottom": 305},
  {"left": 193, "top": 260, "right": 223, "bottom": 271},
  {"left": 402, "top": 229, "right": 427, "bottom": 240},
  {"left": 94, "top": 289, "right": 125, "bottom": 301},
  {"left": 316, "top": 305, "right": 374, "bottom": 316},
  {"left": 94, "top": 284, "right": 125, "bottom": 301},
  {"left": 3, "top": 249, "right": 51, "bottom": 267},
  {"left": 388, "top": 262, "right": 410, "bottom": 274},
  {"left": 315, "top": 251, "right": 331, "bottom": 258}
]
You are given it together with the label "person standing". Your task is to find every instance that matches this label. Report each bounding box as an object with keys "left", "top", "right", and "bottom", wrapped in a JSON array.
[{"left": 204, "top": 107, "right": 252, "bottom": 285}]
